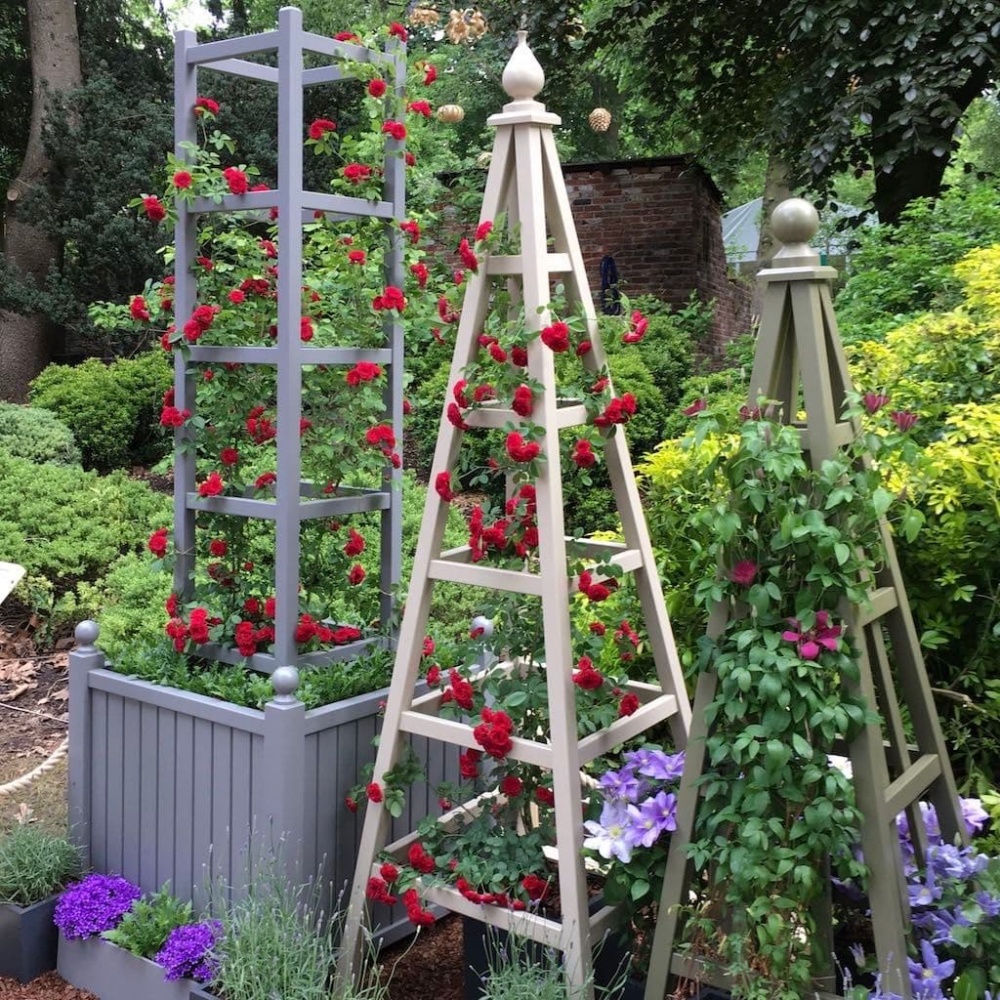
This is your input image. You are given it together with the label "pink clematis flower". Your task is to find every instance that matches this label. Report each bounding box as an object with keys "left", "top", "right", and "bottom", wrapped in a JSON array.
[{"left": 781, "top": 611, "right": 843, "bottom": 660}]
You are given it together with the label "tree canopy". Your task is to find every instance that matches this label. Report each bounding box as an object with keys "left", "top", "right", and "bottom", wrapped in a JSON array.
[{"left": 587, "top": 0, "right": 1000, "bottom": 221}]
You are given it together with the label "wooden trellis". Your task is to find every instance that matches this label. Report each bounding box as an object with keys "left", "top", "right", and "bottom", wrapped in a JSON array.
[
  {"left": 338, "top": 33, "right": 691, "bottom": 998},
  {"left": 645, "top": 199, "right": 967, "bottom": 1000}
]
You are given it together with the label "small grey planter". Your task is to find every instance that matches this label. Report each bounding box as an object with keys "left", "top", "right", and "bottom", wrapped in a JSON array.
[
  {"left": 0, "top": 895, "right": 59, "bottom": 982},
  {"left": 57, "top": 935, "right": 196, "bottom": 1000},
  {"left": 187, "top": 984, "right": 215, "bottom": 999}
]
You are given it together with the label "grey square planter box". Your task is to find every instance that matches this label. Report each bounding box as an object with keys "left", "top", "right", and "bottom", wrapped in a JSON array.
[
  {"left": 0, "top": 895, "right": 59, "bottom": 983},
  {"left": 57, "top": 935, "right": 195, "bottom": 1000},
  {"left": 69, "top": 650, "right": 457, "bottom": 945}
]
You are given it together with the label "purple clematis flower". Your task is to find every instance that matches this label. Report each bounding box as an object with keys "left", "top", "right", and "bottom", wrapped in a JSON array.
[
  {"left": 598, "top": 767, "right": 647, "bottom": 804},
  {"left": 627, "top": 791, "right": 679, "bottom": 848},
  {"left": 583, "top": 802, "right": 634, "bottom": 863},
  {"left": 624, "top": 748, "right": 685, "bottom": 783},
  {"left": 907, "top": 939, "right": 954, "bottom": 1000}
]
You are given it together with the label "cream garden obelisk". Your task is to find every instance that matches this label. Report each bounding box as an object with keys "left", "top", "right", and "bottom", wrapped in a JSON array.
[{"left": 338, "top": 33, "right": 691, "bottom": 998}]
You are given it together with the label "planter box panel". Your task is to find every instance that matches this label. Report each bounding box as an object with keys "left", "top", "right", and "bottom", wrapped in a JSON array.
[
  {"left": 75, "top": 670, "right": 458, "bottom": 936},
  {"left": 0, "top": 896, "right": 59, "bottom": 983},
  {"left": 58, "top": 936, "right": 194, "bottom": 1000},
  {"left": 139, "top": 700, "right": 159, "bottom": 891},
  {"left": 87, "top": 683, "right": 265, "bottom": 906}
]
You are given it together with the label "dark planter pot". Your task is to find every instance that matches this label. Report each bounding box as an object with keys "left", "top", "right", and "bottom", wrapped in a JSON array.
[
  {"left": 58, "top": 935, "right": 197, "bottom": 1000},
  {"left": 188, "top": 985, "right": 215, "bottom": 1000},
  {"left": 0, "top": 895, "right": 59, "bottom": 983}
]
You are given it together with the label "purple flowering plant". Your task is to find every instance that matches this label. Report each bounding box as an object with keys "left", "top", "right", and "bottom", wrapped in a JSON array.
[
  {"left": 583, "top": 746, "right": 684, "bottom": 969},
  {"left": 155, "top": 919, "right": 221, "bottom": 983},
  {"left": 53, "top": 873, "right": 142, "bottom": 940},
  {"left": 844, "top": 801, "right": 1000, "bottom": 1000}
]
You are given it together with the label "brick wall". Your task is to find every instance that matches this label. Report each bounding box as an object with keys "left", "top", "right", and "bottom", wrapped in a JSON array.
[{"left": 562, "top": 156, "right": 752, "bottom": 360}]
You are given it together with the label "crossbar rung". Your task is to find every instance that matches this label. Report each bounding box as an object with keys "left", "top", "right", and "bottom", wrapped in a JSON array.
[
  {"left": 399, "top": 711, "right": 555, "bottom": 768},
  {"left": 856, "top": 586, "right": 899, "bottom": 628},
  {"left": 884, "top": 754, "right": 943, "bottom": 818},
  {"left": 428, "top": 551, "right": 546, "bottom": 595}
]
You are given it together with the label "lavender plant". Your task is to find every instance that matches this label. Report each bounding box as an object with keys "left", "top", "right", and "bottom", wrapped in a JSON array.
[
  {"left": 0, "top": 824, "right": 82, "bottom": 907},
  {"left": 53, "top": 873, "right": 142, "bottom": 939}
]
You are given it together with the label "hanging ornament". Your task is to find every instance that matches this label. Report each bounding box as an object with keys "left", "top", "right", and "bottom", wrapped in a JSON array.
[
  {"left": 409, "top": 7, "right": 440, "bottom": 27},
  {"left": 588, "top": 107, "right": 612, "bottom": 133},
  {"left": 437, "top": 104, "right": 466, "bottom": 123},
  {"left": 445, "top": 8, "right": 487, "bottom": 44}
]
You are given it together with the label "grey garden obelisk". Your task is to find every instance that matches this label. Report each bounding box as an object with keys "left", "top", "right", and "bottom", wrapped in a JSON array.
[
  {"left": 338, "top": 33, "right": 691, "bottom": 1000},
  {"left": 645, "top": 199, "right": 966, "bottom": 1000},
  {"left": 171, "top": 7, "right": 405, "bottom": 674}
]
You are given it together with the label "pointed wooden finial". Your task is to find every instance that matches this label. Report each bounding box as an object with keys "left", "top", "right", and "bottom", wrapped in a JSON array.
[{"left": 501, "top": 30, "right": 544, "bottom": 101}]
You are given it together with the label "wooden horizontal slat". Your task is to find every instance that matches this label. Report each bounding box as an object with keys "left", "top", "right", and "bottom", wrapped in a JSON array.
[
  {"left": 398, "top": 711, "right": 554, "bottom": 768},
  {"left": 855, "top": 586, "right": 899, "bottom": 628},
  {"left": 884, "top": 754, "right": 943, "bottom": 818},
  {"left": 428, "top": 551, "right": 546, "bottom": 595}
]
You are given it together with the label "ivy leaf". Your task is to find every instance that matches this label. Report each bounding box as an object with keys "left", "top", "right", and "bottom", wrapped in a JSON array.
[{"left": 630, "top": 879, "right": 650, "bottom": 901}]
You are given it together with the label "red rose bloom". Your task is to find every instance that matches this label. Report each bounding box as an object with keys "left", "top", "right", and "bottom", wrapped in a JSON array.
[
  {"left": 348, "top": 564, "right": 366, "bottom": 586},
  {"left": 400, "top": 220, "right": 421, "bottom": 244},
  {"left": 300, "top": 316, "right": 314, "bottom": 341},
  {"left": 475, "top": 220, "right": 493, "bottom": 242},
  {"left": 618, "top": 692, "right": 640, "bottom": 717},
  {"left": 343, "top": 162, "right": 372, "bottom": 184},
  {"left": 407, "top": 842, "right": 435, "bottom": 874},
  {"left": 366, "top": 782, "right": 384, "bottom": 803},
  {"left": 425, "top": 664, "right": 441, "bottom": 686},
  {"left": 222, "top": 167, "right": 249, "bottom": 195},
  {"left": 511, "top": 345, "right": 528, "bottom": 367},
  {"left": 458, "top": 238, "right": 479, "bottom": 273},
  {"left": 505, "top": 431, "right": 539, "bottom": 464},
  {"left": 172, "top": 170, "right": 193, "bottom": 189},
  {"left": 409, "top": 262, "right": 429, "bottom": 288},
  {"left": 521, "top": 874, "right": 549, "bottom": 901},
  {"left": 388, "top": 21, "right": 408, "bottom": 41},
  {"left": 540, "top": 321, "right": 570, "bottom": 352},
  {"left": 228, "top": 289, "right": 245, "bottom": 305},
  {"left": 148, "top": 528, "right": 169, "bottom": 557},
  {"left": 435, "top": 471, "right": 456, "bottom": 503},
  {"left": 255, "top": 471, "right": 276, "bottom": 489},
  {"left": 343, "top": 528, "right": 365, "bottom": 557},
  {"left": 536, "top": 787, "right": 555, "bottom": 807},
  {"left": 368, "top": 78, "right": 387, "bottom": 98},
  {"left": 472, "top": 706, "right": 514, "bottom": 760},
  {"left": 209, "top": 538, "right": 227, "bottom": 557},
  {"left": 381, "top": 120, "right": 407, "bottom": 141},
  {"left": 500, "top": 775, "right": 523, "bottom": 798},
  {"left": 511, "top": 385, "right": 534, "bottom": 417},
  {"left": 220, "top": 447, "right": 239, "bottom": 467},
  {"left": 423, "top": 65, "right": 437, "bottom": 85},
  {"left": 129, "top": 296, "right": 150, "bottom": 321},
  {"left": 143, "top": 196, "right": 166, "bottom": 222},
  {"left": 365, "top": 424, "right": 396, "bottom": 449},
  {"left": 348, "top": 249, "right": 366, "bottom": 265},
  {"left": 380, "top": 863, "right": 399, "bottom": 883},
  {"left": 407, "top": 100, "right": 432, "bottom": 118},
  {"left": 572, "top": 439, "right": 596, "bottom": 468},
  {"left": 622, "top": 310, "right": 649, "bottom": 344},
  {"left": 197, "top": 471, "right": 225, "bottom": 497},
  {"left": 308, "top": 118, "right": 336, "bottom": 140},
  {"left": 459, "top": 748, "right": 482, "bottom": 779},
  {"left": 366, "top": 876, "right": 396, "bottom": 906},
  {"left": 194, "top": 96, "right": 220, "bottom": 116},
  {"left": 334, "top": 31, "right": 359, "bottom": 42},
  {"left": 372, "top": 285, "right": 406, "bottom": 312}
]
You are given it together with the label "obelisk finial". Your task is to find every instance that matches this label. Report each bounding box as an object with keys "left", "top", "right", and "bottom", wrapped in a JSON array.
[{"left": 501, "top": 30, "right": 544, "bottom": 102}]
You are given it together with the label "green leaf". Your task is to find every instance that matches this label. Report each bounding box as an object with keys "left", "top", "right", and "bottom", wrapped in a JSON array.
[
  {"left": 952, "top": 967, "right": 987, "bottom": 1000},
  {"left": 630, "top": 879, "right": 650, "bottom": 901},
  {"left": 834, "top": 542, "right": 850, "bottom": 566}
]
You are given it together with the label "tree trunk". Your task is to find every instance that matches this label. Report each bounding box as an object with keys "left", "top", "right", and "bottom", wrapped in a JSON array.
[
  {"left": 0, "top": 0, "right": 81, "bottom": 401},
  {"left": 755, "top": 152, "right": 791, "bottom": 267}
]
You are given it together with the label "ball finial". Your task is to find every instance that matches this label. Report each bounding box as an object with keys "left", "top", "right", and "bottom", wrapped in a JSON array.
[
  {"left": 771, "top": 198, "right": 820, "bottom": 258},
  {"left": 271, "top": 665, "right": 300, "bottom": 702},
  {"left": 501, "top": 31, "right": 545, "bottom": 102},
  {"left": 75, "top": 620, "right": 100, "bottom": 650}
]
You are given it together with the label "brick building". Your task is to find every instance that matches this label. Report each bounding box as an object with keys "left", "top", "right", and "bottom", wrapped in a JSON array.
[{"left": 562, "top": 155, "right": 752, "bottom": 358}]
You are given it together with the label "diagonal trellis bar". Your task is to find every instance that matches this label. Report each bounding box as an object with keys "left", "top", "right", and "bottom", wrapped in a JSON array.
[
  {"left": 644, "top": 199, "right": 966, "bottom": 1000},
  {"left": 337, "top": 32, "right": 690, "bottom": 999}
]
